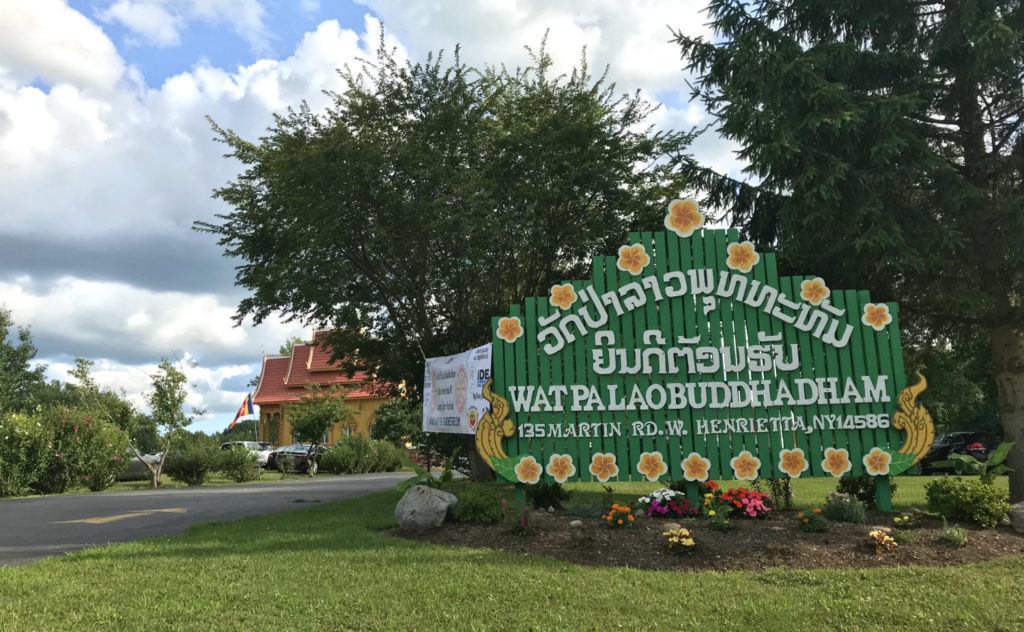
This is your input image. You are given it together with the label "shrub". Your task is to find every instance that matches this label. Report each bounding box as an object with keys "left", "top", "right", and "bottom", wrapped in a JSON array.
[
  {"left": 502, "top": 497, "right": 531, "bottom": 535},
  {"left": 837, "top": 474, "right": 897, "bottom": 509},
  {"left": 823, "top": 491, "right": 867, "bottom": 523},
  {"left": 321, "top": 435, "right": 401, "bottom": 474},
  {"left": 925, "top": 476, "right": 1009, "bottom": 528},
  {"left": 797, "top": 508, "right": 829, "bottom": 532},
  {"left": 0, "top": 412, "right": 48, "bottom": 497},
  {"left": 942, "top": 517, "right": 969, "bottom": 547},
  {"left": 526, "top": 481, "right": 572, "bottom": 509},
  {"left": 868, "top": 529, "right": 897, "bottom": 554},
  {"left": 893, "top": 530, "right": 917, "bottom": 545},
  {"left": 78, "top": 415, "right": 131, "bottom": 491},
  {"left": 218, "top": 446, "right": 261, "bottom": 483},
  {"left": 447, "top": 481, "right": 502, "bottom": 524},
  {"left": 163, "top": 448, "right": 215, "bottom": 486}
]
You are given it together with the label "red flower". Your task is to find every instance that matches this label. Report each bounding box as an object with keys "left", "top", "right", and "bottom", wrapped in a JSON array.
[{"left": 967, "top": 442, "right": 985, "bottom": 451}]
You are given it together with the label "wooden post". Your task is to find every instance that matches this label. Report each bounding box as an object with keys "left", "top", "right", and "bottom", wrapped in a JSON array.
[{"left": 874, "top": 476, "right": 893, "bottom": 512}]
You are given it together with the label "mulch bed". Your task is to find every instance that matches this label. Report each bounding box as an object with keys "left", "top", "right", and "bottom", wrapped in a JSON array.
[{"left": 398, "top": 509, "right": 1024, "bottom": 572}]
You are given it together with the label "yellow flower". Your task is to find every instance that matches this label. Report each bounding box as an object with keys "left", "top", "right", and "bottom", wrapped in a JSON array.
[
  {"left": 637, "top": 451, "right": 668, "bottom": 482},
  {"left": 588, "top": 452, "right": 619, "bottom": 483},
  {"left": 863, "top": 447, "right": 892, "bottom": 476},
  {"left": 708, "top": 510, "right": 716, "bottom": 516},
  {"left": 682, "top": 452, "right": 711, "bottom": 482},
  {"left": 821, "top": 447, "right": 853, "bottom": 478},
  {"left": 704, "top": 493, "right": 713, "bottom": 499},
  {"left": 682, "top": 538, "right": 695, "bottom": 546},
  {"left": 777, "top": 447, "right": 809, "bottom": 478},
  {"left": 514, "top": 455, "right": 542, "bottom": 484},
  {"left": 725, "top": 241, "right": 760, "bottom": 273},
  {"left": 729, "top": 450, "right": 761, "bottom": 480},
  {"left": 545, "top": 453, "right": 576, "bottom": 484},
  {"left": 496, "top": 316, "right": 523, "bottom": 344},
  {"left": 616, "top": 244, "right": 651, "bottom": 276},
  {"left": 861, "top": 303, "right": 892, "bottom": 331},
  {"left": 800, "top": 277, "right": 830, "bottom": 305},
  {"left": 664, "top": 198, "right": 705, "bottom": 238},
  {"left": 549, "top": 283, "right": 577, "bottom": 310}
]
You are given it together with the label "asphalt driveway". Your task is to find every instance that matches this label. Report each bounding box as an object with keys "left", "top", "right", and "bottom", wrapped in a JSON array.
[{"left": 0, "top": 472, "right": 408, "bottom": 567}]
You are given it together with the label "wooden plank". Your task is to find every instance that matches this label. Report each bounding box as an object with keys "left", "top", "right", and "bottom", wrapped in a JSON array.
[
  {"left": 723, "top": 228, "right": 751, "bottom": 477},
  {"left": 533, "top": 298, "right": 555, "bottom": 481},
  {"left": 886, "top": 304, "right": 908, "bottom": 451},
  {"left": 607, "top": 254, "right": 630, "bottom": 482},
  {"left": 674, "top": 232, "right": 697, "bottom": 474},
  {"left": 688, "top": 229, "right": 716, "bottom": 479},
  {"left": 781, "top": 275, "right": 814, "bottom": 478},
  {"left": 857, "top": 290, "right": 884, "bottom": 456},
  {"left": 750, "top": 253, "right": 779, "bottom": 478},
  {"left": 507, "top": 303, "right": 526, "bottom": 466},
  {"left": 491, "top": 316, "right": 508, "bottom": 483},
  {"left": 832, "top": 290, "right": 863, "bottom": 476},
  {"left": 655, "top": 231, "right": 682, "bottom": 481},
  {"left": 844, "top": 291, "right": 869, "bottom": 476},
  {"left": 622, "top": 232, "right": 643, "bottom": 481}
]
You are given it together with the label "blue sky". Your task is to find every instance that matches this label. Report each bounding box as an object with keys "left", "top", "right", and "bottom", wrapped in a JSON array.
[{"left": 0, "top": 0, "right": 739, "bottom": 434}]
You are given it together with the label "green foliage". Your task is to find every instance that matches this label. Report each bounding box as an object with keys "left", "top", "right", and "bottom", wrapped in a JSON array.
[
  {"left": 219, "top": 418, "right": 258, "bottom": 443},
  {"left": 934, "top": 442, "right": 1015, "bottom": 485},
  {"left": 286, "top": 384, "right": 354, "bottom": 449},
  {"left": 195, "top": 34, "right": 694, "bottom": 405},
  {"left": 320, "top": 434, "right": 402, "bottom": 475},
  {"left": 0, "top": 411, "right": 49, "bottom": 496},
  {"left": 218, "top": 446, "right": 261, "bottom": 483},
  {"left": 163, "top": 448, "right": 215, "bottom": 487},
  {"left": 926, "top": 477, "right": 1010, "bottom": 528},
  {"left": 448, "top": 482, "right": 503, "bottom": 524},
  {"left": 797, "top": 510, "right": 829, "bottom": 533},
  {"left": 942, "top": 518, "right": 969, "bottom": 548},
  {"left": 837, "top": 475, "right": 896, "bottom": 510},
  {"left": 525, "top": 481, "right": 572, "bottom": 510},
  {"left": 893, "top": 530, "right": 918, "bottom": 545},
  {"left": 371, "top": 398, "right": 426, "bottom": 447},
  {"left": 822, "top": 492, "right": 867, "bottom": 524},
  {"left": 0, "top": 307, "right": 47, "bottom": 415}
]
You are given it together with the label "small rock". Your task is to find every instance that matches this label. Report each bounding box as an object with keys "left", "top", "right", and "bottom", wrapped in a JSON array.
[
  {"left": 664, "top": 522, "right": 682, "bottom": 531},
  {"left": 548, "top": 506, "right": 555, "bottom": 513},
  {"left": 569, "top": 520, "right": 583, "bottom": 528},
  {"left": 770, "top": 526, "right": 784, "bottom": 531},
  {"left": 1010, "top": 501, "right": 1024, "bottom": 534}
]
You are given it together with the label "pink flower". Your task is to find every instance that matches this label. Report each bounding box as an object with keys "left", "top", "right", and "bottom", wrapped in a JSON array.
[
  {"left": 74, "top": 427, "right": 78, "bottom": 433},
  {"left": 57, "top": 453, "right": 63, "bottom": 458},
  {"left": 83, "top": 476, "right": 89, "bottom": 481}
]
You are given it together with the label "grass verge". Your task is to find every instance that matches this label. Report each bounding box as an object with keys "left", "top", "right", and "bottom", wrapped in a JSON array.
[{"left": 0, "top": 479, "right": 1021, "bottom": 632}]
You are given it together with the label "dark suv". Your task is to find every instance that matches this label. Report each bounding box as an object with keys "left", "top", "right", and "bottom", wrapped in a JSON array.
[{"left": 917, "top": 432, "right": 1000, "bottom": 475}]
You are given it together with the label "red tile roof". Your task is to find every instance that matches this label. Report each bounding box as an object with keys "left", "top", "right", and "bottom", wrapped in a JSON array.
[{"left": 253, "top": 334, "right": 382, "bottom": 407}]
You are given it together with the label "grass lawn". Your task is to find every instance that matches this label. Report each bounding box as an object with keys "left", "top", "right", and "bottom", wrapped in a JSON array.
[{"left": 0, "top": 475, "right": 1020, "bottom": 631}]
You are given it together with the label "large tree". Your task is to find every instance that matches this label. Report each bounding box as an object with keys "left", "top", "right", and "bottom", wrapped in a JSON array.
[
  {"left": 674, "top": 0, "right": 1024, "bottom": 499},
  {"left": 0, "top": 307, "right": 46, "bottom": 414},
  {"left": 196, "top": 38, "right": 695, "bottom": 476}
]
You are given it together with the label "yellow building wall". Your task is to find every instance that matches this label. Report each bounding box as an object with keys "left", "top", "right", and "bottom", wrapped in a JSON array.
[{"left": 259, "top": 397, "right": 388, "bottom": 446}]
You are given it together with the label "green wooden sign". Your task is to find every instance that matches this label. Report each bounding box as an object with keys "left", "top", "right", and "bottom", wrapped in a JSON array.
[{"left": 477, "top": 200, "right": 934, "bottom": 495}]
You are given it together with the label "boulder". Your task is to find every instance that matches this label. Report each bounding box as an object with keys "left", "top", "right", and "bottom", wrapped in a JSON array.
[
  {"left": 395, "top": 485, "right": 458, "bottom": 530},
  {"left": 1010, "top": 501, "right": 1024, "bottom": 534},
  {"left": 569, "top": 520, "right": 583, "bottom": 529}
]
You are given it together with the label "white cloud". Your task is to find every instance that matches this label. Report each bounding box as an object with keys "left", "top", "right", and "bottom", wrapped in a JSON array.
[
  {"left": 96, "top": 0, "right": 272, "bottom": 53},
  {"left": 98, "top": 0, "right": 185, "bottom": 47},
  {"left": 357, "top": 0, "right": 710, "bottom": 97},
  {"left": 0, "top": 0, "right": 126, "bottom": 91}
]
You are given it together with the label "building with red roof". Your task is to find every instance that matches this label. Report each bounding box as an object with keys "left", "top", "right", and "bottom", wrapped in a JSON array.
[{"left": 253, "top": 331, "right": 388, "bottom": 446}]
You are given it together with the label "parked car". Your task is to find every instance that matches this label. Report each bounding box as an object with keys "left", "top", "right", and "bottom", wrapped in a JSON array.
[
  {"left": 267, "top": 443, "right": 328, "bottom": 474},
  {"left": 220, "top": 441, "right": 273, "bottom": 467},
  {"left": 116, "top": 453, "right": 163, "bottom": 481},
  {"left": 917, "top": 432, "right": 1000, "bottom": 475}
]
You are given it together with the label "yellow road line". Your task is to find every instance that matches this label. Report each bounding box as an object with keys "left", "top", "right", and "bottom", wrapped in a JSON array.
[{"left": 55, "top": 508, "right": 187, "bottom": 525}]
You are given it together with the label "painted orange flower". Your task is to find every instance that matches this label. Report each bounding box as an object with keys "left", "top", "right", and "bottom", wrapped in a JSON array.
[
  {"left": 549, "top": 283, "right": 577, "bottom": 310},
  {"left": 821, "top": 447, "right": 853, "bottom": 478},
  {"left": 496, "top": 316, "right": 523, "bottom": 343},
  {"left": 636, "top": 451, "right": 668, "bottom": 482},
  {"left": 863, "top": 447, "right": 892, "bottom": 476},
  {"left": 725, "top": 241, "right": 760, "bottom": 273},
  {"left": 589, "top": 452, "right": 619, "bottom": 483},
  {"left": 862, "top": 303, "right": 892, "bottom": 331},
  {"left": 800, "top": 277, "right": 830, "bottom": 305},
  {"left": 681, "top": 452, "right": 711, "bottom": 482},
  {"left": 546, "top": 453, "right": 576, "bottom": 484},
  {"left": 514, "top": 455, "right": 542, "bottom": 484},
  {"left": 729, "top": 450, "right": 761, "bottom": 481},
  {"left": 616, "top": 244, "right": 651, "bottom": 276},
  {"left": 777, "top": 447, "right": 809, "bottom": 478},
  {"left": 664, "top": 198, "right": 704, "bottom": 238}
]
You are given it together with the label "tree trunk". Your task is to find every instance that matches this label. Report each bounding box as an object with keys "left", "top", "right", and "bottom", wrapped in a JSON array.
[
  {"left": 464, "top": 435, "right": 495, "bottom": 482},
  {"left": 989, "top": 324, "right": 1024, "bottom": 502}
]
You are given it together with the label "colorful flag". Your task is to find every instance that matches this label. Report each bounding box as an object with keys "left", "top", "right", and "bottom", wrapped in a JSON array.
[{"left": 229, "top": 393, "right": 255, "bottom": 429}]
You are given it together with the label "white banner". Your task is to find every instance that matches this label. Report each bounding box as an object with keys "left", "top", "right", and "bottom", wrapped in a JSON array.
[{"left": 422, "top": 343, "right": 492, "bottom": 434}]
